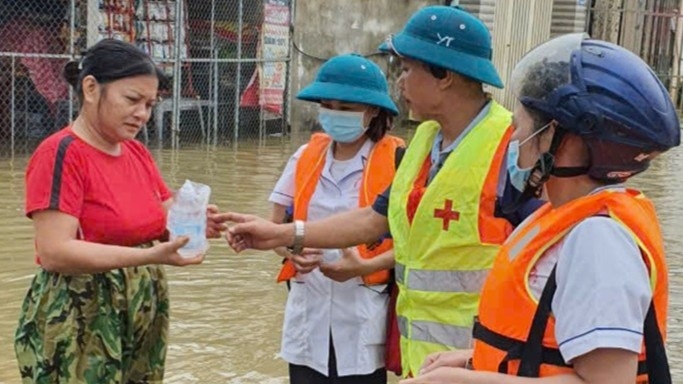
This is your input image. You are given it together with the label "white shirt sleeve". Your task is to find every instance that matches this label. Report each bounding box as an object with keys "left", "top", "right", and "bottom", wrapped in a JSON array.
[
  {"left": 268, "top": 144, "right": 308, "bottom": 207},
  {"left": 552, "top": 216, "right": 652, "bottom": 363}
]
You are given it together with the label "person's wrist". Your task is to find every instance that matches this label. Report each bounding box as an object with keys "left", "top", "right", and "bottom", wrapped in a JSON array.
[
  {"left": 280, "top": 222, "right": 296, "bottom": 249},
  {"left": 358, "top": 257, "right": 376, "bottom": 276},
  {"left": 284, "top": 220, "right": 304, "bottom": 254},
  {"left": 141, "top": 245, "right": 160, "bottom": 266},
  {"left": 274, "top": 246, "right": 291, "bottom": 259},
  {"left": 361, "top": 259, "right": 374, "bottom": 275}
]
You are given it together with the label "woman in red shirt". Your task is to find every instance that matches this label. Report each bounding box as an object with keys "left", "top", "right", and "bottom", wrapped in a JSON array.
[{"left": 14, "top": 39, "right": 223, "bottom": 383}]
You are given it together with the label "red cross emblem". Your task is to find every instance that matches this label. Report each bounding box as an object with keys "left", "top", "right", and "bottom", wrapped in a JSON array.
[{"left": 434, "top": 199, "right": 460, "bottom": 231}]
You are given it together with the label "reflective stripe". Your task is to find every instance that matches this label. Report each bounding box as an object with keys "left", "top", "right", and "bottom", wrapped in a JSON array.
[
  {"left": 397, "top": 316, "right": 472, "bottom": 349},
  {"left": 407, "top": 268, "right": 489, "bottom": 293},
  {"left": 398, "top": 315, "right": 409, "bottom": 338},
  {"left": 394, "top": 263, "right": 489, "bottom": 293},
  {"left": 508, "top": 225, "right": 540, "bottom": 261},
  {"left": 395, "top": 262, "right": 487, "bottom": 292},
  {"left": 395, "top": 262, "right": 405, "bottom": 285}
]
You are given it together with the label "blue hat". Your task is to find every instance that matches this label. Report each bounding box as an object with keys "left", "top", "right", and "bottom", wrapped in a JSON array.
[
  {"left": 296, "top": 54, "right": 399, "bottom": 115},
  {"left": 379, "top": 5, "right": 503, "bottom": 88}
]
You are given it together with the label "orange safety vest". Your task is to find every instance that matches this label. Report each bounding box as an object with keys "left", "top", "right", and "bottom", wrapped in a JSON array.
[
  {"left": 471, "top": 189, "right": 670, "bottom": 383},
  {"left": 276, "top": 132, "right": 405, "bottom": 285}
]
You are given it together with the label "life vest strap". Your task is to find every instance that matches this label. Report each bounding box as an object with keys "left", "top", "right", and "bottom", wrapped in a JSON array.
[
  {"left": 472, "top": 318, "right": 570, "bottom": 373},
  {"left": 516, "top": 265, "right": 560, "bottom": 376},
  {"left": 643, "top": 301, "right": 672, "bottom": 383},
  {"left": 472, "top": 263, "right": 661, "bottom": 379}
]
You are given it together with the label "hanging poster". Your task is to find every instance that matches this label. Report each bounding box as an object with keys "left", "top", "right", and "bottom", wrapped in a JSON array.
[{"left": 259, "top": 0, "right": 290, "bottom": 115}]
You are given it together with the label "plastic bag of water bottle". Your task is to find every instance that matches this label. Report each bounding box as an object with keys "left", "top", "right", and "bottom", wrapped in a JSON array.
[
  {"left": 167, "top": 179, "right": 212, "bottom": 257},
  {"left": 322, "top": 249, "right": 342, "bottom": 264}
]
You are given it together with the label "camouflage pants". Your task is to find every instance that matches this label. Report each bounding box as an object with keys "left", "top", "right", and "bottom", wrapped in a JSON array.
[{"left": 14, "top": 265, "right": 169, "bottom": 384}]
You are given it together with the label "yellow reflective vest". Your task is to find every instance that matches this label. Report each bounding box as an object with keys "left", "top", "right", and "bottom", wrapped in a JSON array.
[{"left": 387, "top": 100, "right": 513, "bottom": 376}]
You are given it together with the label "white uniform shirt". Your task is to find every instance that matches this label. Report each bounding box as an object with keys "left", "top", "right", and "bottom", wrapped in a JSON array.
[
  {"left": 524, "top": 186, "right": 652, "bottom": 363},
  {"left": 269, "top": 138, "right": 389, "bottom": 377}
]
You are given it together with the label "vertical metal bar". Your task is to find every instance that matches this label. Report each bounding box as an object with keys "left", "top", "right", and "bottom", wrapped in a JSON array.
[
  {"left": 69, "top": 0, "right": 77, "bottom": 128},
  {"left": 87, "top": 0, "right": 99, "bottom": 47},
  {"left": 671, "top": 4, "right": 683, "bottom": 104},
  {"left": 10, "top": 56, "right": 16, "bottom": 154},
  {"left": 584, "top": 0, "right": 592, "bottom": 34},
  {"left": 285, "top": 0, "right": 296, "bottom": 138},
  {"left": 258, "top": 0, "right": 266, "bottom": 143},
  {"left": 259, "top": 107, "right": 265, "bottom": 143},
  {"left": 24, "top": 69, "right": 29, "bottom": 140},
  {"left": 213, "top": 48, "right": 219, "bottom": 146},
  {"left": 233, "top": 0, "right": 244, "bottom": 143},
  {"left": 171, "top": 0, "right": 183, "bottom": 149},
  {"left": 641, "top": 1, "right": 654, "bottom": 62},
  {"left": 289, "top": 0, "right": 296, "bottom": 40},
  {"left": 211, "top": 0, "right": 218, "bottom": 146},
  {"left": 651, "top": 1, "right": 662, "bottom": 69},
  {"left": 69, "top": 0, "right": 76, "bottom": 57}
]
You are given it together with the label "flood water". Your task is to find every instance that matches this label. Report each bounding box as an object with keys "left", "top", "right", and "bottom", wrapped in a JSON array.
[{"left": 0, "top": 129, "right": 681, "bottom": 383}]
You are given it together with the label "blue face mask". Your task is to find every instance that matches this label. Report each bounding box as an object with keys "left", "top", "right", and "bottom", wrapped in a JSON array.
[
  {"left": 506, "top": 140, "right": 534, "bottom": 192},
  {"left": 318, "top": 107, "right": 367, "bottom": 143},
  {"left": 506, "top": 122, "right": 551, "bottom": 192}
]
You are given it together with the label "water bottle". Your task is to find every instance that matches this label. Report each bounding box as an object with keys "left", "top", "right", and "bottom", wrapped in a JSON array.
[{"left": 167, "top": 180, "right": 212, "bottom": 257}]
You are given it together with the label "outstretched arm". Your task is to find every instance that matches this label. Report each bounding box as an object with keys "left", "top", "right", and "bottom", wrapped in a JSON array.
[
  {"left": 217, "top": 206, "right": 389, "bottom": 252},
  {"left": 399, "top": 348, "right": 636, "bottom": 384}
]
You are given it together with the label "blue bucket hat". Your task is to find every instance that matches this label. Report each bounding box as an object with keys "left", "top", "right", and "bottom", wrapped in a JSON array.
[
  {"left": 296, "top": 53, "right": 399, "bottom": 115},
  {"left": 379, "top": 5, "right": 503, "bottom": 89}
]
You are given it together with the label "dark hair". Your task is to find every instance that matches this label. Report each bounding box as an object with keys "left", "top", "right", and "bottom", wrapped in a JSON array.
[
  {"left": 63, "top": 39, "right": 166, "bottom": 102},
  {"left": 420, "top": 62, "right": 485, "bottom": 94},
  {"left": 519, "top": 59, "right": 571, "bottom": 131},
  {"left": 365, "top": 108, "right": 393, "bottom": 142},
  {"left": 425, "top": 63, "right": 448, "bottom": 79}
]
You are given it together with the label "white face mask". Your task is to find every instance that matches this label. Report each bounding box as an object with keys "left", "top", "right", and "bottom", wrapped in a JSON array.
[{"left": 318, "top": 107, "right": 367, "bottom": 143}]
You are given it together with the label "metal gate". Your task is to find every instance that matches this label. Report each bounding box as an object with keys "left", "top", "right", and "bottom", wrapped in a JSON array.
[{"left": 0, "top": 0, "right": 292, "bottom": 155}]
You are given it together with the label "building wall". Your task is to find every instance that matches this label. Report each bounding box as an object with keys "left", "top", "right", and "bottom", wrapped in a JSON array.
[
  {"left": 288, "top": 0, "right": 590, "bottom": 130},
  {"left": 288, "top": 0, "right": 439, "bottom": 132}
]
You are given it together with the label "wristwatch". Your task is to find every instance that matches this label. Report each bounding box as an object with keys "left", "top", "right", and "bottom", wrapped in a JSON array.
[{"left": 287, "top": 220, "right": 305, "bottom": 255}]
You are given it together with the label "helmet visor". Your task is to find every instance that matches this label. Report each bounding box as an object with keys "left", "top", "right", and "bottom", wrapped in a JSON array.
[{"left": 510, "top": 33, "right": 589, "bottom": 101}]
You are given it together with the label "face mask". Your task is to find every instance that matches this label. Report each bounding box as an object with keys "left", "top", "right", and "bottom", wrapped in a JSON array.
[
  {"left": 318, "top": 107, "right": 367, "bottom": 143},
  {"left": 506, "top": 122, "right": 551, "bottom": 192}
]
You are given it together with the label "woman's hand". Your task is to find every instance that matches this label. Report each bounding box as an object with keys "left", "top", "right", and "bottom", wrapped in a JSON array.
[
  {"left": 148, "top": 236, "right": 205, "bottom": 266},
  {"left": 419, "top": 350, "right": 472, "bottom": 375},
  {"left": 206, "top": 204, "right": 227, "bottom": 239},
  {"left": 285, "top": 248, "right": 324, "bottom": 274},
  {"left": 275, "top": 247, "right": 323, "bottom": 274},
  {"left": 320, "top": 247, "right": 367, "bottom": 282},
  {"left": 399, "top": 367, "right": 472, "bottom": 383}
]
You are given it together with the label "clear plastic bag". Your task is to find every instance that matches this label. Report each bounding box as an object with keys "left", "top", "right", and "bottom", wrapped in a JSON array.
[{"left": 167, "top": 180, "right": 211, "bottom": 257}]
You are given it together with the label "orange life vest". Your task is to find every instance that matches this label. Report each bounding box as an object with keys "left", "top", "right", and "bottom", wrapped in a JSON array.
[
  {"left": 471, "top": 188, "right": 670, "bottom": 383},
  {"left": 276, "top": 132, "right": 405, "bottom": 285}
]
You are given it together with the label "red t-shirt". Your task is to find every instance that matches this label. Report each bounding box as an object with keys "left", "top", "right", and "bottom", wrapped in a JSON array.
[{"left": 25, "top": 128, "right": 172, "bottom": 262}]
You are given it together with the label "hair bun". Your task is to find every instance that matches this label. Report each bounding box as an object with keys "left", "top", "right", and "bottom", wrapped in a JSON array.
[{"left": 63, "top": 61, "right": 81, "bottom": 88}]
